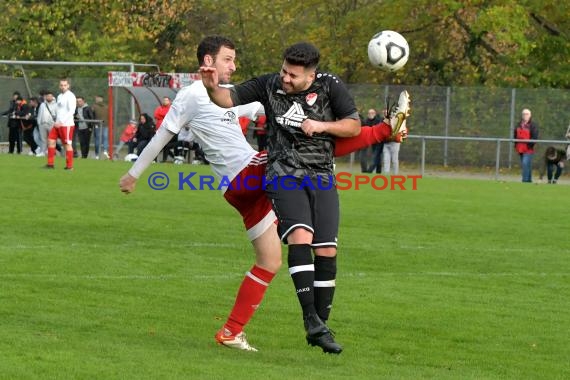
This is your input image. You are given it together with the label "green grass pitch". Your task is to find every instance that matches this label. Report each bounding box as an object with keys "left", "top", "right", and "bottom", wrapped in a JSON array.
[{"left": 1, "top": 154, "right": 569, "bottom": 379}]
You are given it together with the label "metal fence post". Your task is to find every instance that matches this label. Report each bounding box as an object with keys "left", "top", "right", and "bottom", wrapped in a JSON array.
[
  {"left": 444, "top": 86, "right": 450, "bottom": 167},
  {"left": 421, "top": 137, "right": 426, "bottom": 176},
  {"left": 508, "top": 88, "right": 516, "bottom": 168},
  {"left": 495, "top": 139, "right": 501, "bottom": 180}
]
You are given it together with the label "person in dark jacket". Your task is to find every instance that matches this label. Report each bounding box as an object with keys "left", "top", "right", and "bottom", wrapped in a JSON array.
[
  {"left": 360, "top": 108, "right": 382, "bottom": 172},
  {"left": 20, "top": 97, "right": 39, "bottom": 155},
  {"left": 2, "top": 92, "right": 24, "bottom": 153},
  {"left": 131, "top": 113, "right": 156, "bottom": 155},
  {"left": 75, "top": 96, "right": 96, "bottom": 158},
  {"left": 539, "top": 146, "right": 567, "bottom": 184}
]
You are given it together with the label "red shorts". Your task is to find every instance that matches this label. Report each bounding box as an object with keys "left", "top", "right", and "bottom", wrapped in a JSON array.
[
  {"left": 223, "top": 151, "right": 276, "bottom": 240},
  {"left": 48, "top": 125, "right": 75, "bottom": 145}
]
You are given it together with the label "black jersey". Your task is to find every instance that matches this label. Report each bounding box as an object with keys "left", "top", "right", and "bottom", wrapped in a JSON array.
[{"left": 229, "top": 72, "right": 359, "bottom": 181}]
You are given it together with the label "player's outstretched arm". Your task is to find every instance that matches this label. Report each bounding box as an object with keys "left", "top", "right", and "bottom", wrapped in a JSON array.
[
  {"left": 199, "top": 66, "right": 234, "bottom": 108},
  {"left": 119, "top": 173, "right": 137, "bottom": 194}
]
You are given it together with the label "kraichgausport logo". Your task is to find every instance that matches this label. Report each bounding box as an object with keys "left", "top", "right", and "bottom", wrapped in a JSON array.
[{"left": 146, "top": 172, "right": 421, "bottom": 191}]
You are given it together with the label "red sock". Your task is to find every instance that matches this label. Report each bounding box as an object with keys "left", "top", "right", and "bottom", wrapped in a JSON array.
[
  {"left": 334, "top": 122, "right": 391, "bottom": 157},
  {"left": 65, "top": 150, "right": 74, "bottom": 168},
  {"left": 224, "top": 265, "right": 275, "bottom": 335},
  {"left": 47, "top": 147, "right": 56, "bottom": 166}
]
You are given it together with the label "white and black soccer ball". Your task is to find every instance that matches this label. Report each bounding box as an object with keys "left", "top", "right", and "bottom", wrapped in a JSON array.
[
  {"left": 367, "top": 30, "right": 409, "bottom": 72},
  {"left": 124, "top": 153, "right": 138, "bottom": 162}
]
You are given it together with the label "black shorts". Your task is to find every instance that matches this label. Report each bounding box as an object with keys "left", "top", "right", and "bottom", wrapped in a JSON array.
[{"left": 265, "top": 176, "right": 339, "bottom": 247}]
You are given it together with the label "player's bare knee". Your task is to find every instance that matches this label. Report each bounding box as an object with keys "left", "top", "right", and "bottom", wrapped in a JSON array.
[
  {"left": 287, "top": 228, "right": 313, "bottom": 244},
  {"left": 314, "top": 247, "right": 337, "bottom": 257}
]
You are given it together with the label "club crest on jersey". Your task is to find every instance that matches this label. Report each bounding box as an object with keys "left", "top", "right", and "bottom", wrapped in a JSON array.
[
  {"left": 221, "top": 110, "right": 237, "bottom": 125},
  {"left": 306, "top": 93, "right": 317, "bottom": 106}
]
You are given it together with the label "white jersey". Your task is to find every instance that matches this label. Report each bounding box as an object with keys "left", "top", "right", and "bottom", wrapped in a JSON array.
[
  {"left": 55, "top": 90, "right": 76, "bottom": 126},
  {"left": 129, "top": 81, "right": 261, "bottom": 184}
]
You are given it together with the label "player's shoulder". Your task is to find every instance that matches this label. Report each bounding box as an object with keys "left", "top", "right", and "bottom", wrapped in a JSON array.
[
  {"left": 175, "top": 81, "right": 205, "bottom": 100},
  {"left": 315, "top": 72, "right": 345, "bottom": 86}
]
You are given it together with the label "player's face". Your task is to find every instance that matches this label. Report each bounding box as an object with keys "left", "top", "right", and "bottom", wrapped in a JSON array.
[
  {"left": 59, "top": 80, "right": 70, "bottom": 93},
  {"left": 280, "top": 62, "right": 315, "bottom": 94},
  {"left": 209, "top": 47, "right": 236, "bottom": 85}
]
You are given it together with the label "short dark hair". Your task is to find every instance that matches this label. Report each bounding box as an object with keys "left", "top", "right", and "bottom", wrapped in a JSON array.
[
  {"left": 196, "top": 36, "right": 235, "bottom": 66},
  {"left": 283, "top": 42, "right": 320, "bottom": 69}
]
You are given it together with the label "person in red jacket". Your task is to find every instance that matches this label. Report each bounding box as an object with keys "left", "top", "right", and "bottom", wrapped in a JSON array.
[
  {"left": 238, "top": 115, "right": 251, "bottom": 136},
  {"left": 253, "top": 113, "right": 268, "bottom": 151},
  {"left": 154, "top": 96, "right": 171, "bottom": 130},
  {"left": 514, "top": 108, "right": 539, "bottom": 183}
]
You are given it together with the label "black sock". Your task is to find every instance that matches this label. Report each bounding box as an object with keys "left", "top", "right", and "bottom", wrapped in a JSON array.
[
  {"left": 314, "top": 255, "right": 337, "bottom": 322},
  {"left": 288, "top": 244, "right": 316, "bottom": 316}
]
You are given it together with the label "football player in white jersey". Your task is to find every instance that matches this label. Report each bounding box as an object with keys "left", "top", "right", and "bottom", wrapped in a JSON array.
[{"left": 120, "top": 36, "right": 407, "bottom": 352}]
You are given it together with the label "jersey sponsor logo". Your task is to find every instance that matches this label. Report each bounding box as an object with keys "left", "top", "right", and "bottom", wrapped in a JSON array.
[
  {"left": 306, "top": 93, "right": 317, "bottom": 106},
  {"left": 221, "top": 110, "right": 237, "bottom": 125},
  {"left": 275, "top": 102, "right": 307, "bottom": 128}
]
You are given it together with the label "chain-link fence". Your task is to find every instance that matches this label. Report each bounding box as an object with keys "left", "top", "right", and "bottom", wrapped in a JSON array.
[
  {"left": 347, "top": 84, "right": 570, "bottom": 169},
  {"left": 2, "top": 76, "right": 569, "bottom": 169}
]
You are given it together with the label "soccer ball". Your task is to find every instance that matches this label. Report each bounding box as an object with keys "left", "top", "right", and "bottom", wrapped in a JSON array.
[
  {"left": 124, "top": 153, "right": 138, "bottom": 162},
  {"left": 367, "top": 30, "right": 409, "bottom": 71}
]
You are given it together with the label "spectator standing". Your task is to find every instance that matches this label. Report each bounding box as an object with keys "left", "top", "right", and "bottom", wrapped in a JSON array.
[
  {"left": 382, "top": 139, "right": 401, "bottom": 175},
  {"left": 2, "top": 92, "right": 23, "bottom": 154},
  {"left": 253, "top": 113, "right": 268, "bottom": 151},
  {"left": 360, "top": 109, "right": 381, "bottom": 172},
  {"left": 20, "top": 97, "right": 39, "bottom": 156},
  {"left": 154, "top": 96, "right": 171, "bottom": 130},
  {"left": 75, "top": 96, "right": 95, "bottom": 159},
  {"left": 36, "top": 90, "right": 57, "bottom": 156},
  {"left": 514, "top": 108, "right": 539, "bottom": 183},
  {"left": 91, "top": 95, "right": 110, "bottom": 159},
  {"left": 238, "top": 115, "right": 251, "bottom": 136}
]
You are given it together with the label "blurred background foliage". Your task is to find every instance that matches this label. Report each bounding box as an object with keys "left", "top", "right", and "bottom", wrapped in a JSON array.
[{"left": 0, "top": 0, "right": 568, "bottom": 88}]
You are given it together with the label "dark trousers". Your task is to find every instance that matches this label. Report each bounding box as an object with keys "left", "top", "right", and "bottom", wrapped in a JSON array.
[
  {"left": 176, "top": 141, "right": 190, "bottom": 158},
  {"left": 358, "top": 147, "right": 371, "bottom": 172},
  {"left": 368, "top": 143, "right": 384, "bottom": 173},
  {"left": 547, "top": 162, "right": 563, "bottom": 182},
  {"left": 77, "top": 128, "right": 92, "bottom": 158},
  {"left": 256, "top": 134, "right": 268, "bottom": 151},
  {"left": 22, "top": 128, "right": 38, "bottom": 153},
  {"left": 8, "top": 127, "right": 22, "bottom": 153},
  {"left": 162, "top": 138, "right": 178, "bottom": 161},
  {"left": 135, "top": 140, "right": 151, "bottom": 156}
]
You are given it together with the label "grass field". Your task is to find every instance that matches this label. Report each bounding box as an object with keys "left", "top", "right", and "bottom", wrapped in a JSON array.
[{"left": 1, "top": 154, "right": 569, "bottom": 380}]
